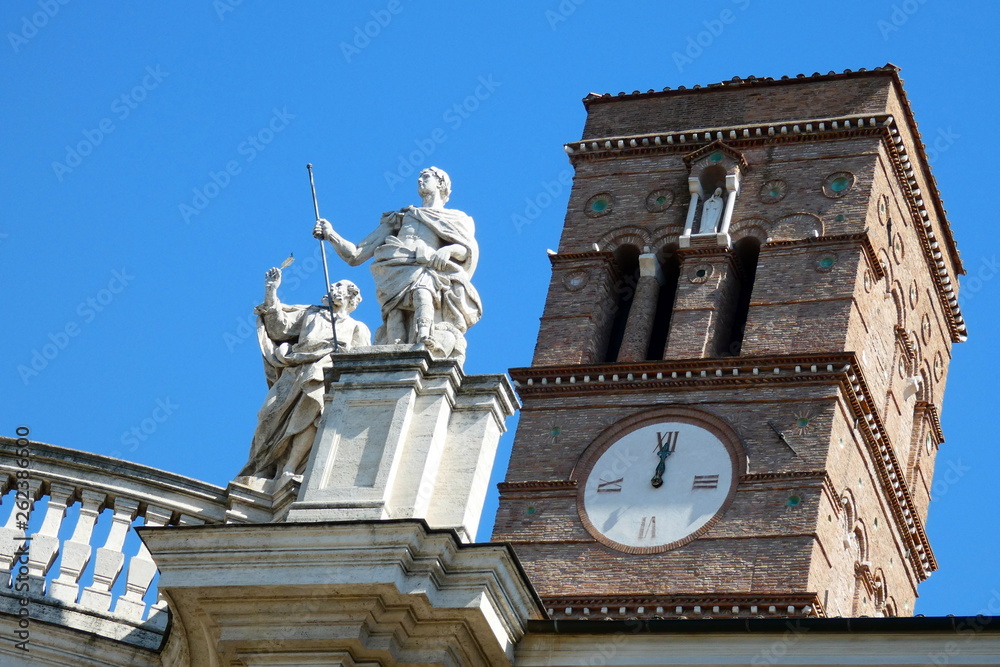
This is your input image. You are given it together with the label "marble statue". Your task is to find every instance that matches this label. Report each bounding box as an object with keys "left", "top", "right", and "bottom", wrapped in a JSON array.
[
  {"left": 242, "top": 267, "right": 371, "bottom": 480},
  {"left": 313, "top": 167, "right": 481, "bottom": 358},
  {"left": 700, "top": 187, "right": 724, "bottom": 233}
]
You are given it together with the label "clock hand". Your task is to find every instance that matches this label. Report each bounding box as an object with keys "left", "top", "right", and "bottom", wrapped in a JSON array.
[
  {"left": 650, "top": 431, "right": 677, "bottom": 488},
  {"left": 767, "top": 420, "right": 799, "bottom": 456},
  {"left": 651, "top": 446, "right": 671, "bottom": 488}
]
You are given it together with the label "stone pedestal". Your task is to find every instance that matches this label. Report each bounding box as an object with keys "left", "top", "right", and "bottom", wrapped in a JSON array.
[{"left": 286, "top": 346, "right": 518, "bottom": 543}]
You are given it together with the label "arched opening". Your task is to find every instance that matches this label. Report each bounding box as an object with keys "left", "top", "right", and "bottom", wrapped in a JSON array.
[
  {"left": 723, "top": 237, "right": 761, "bottom": 356},
  {"left": 646, "top": 249, "right": 681, "bottom": 361},
  {"left": 603, "top": 244, "right": 640, "bottom": 363}
]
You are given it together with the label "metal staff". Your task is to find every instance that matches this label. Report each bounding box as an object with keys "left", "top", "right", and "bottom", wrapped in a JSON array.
[{"left": 306, "top": 163, "right": 340, "bottom": 352}]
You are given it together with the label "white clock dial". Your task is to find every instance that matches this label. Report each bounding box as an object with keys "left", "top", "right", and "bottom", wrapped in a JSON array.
[{"left": 580, "top": 420, "right": 738, "bottom": 553}]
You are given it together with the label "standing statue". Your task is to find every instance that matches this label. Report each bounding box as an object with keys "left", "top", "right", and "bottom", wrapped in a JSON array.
[
  {"left": 699, "top": 187, "right": 725, "bottom": 233},
  {"left": 241, "top": 267, "right": 371, "bottom": 481},
  {"left": 312, "top": 167, "right": 481, "bottom": 358}
]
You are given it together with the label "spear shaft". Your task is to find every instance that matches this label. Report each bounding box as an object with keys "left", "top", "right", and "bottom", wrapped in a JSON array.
[{"left": 306, "top": 163, "right": 340, "bottom": 352}]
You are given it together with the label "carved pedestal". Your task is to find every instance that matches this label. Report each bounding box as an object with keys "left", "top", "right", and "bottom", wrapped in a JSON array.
[{"left": 286, "top": 346, "right": 518, "bottom": 543}]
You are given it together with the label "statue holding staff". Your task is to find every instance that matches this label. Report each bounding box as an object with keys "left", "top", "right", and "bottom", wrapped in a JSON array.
[{"left": 312, "top": 167, "right": 481, "bottom": 356}]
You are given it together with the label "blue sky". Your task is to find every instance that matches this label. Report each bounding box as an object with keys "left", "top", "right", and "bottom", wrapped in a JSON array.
[{"left": 2, "top": 1, "right": 998, "bottom": 616}]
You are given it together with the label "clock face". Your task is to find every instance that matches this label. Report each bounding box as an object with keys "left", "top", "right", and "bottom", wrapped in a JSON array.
[{"left": 579, "top": 419, "right": 739, "bottom": 553}]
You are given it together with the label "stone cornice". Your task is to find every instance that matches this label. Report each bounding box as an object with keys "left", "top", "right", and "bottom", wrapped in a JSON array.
[
  {"left": 140, "top": 519, "right": 546, "bottom": 665},
  {"left": 563, "top": 114, "right": 966, "bottom": 343},
  {"left": 510, "top": 353, "right": 937, "bottom": 580}
]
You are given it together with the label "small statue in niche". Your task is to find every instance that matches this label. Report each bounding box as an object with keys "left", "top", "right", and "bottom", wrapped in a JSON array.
[
  {"left": 241, "top": 266, "right": 371, "bottom": 481},
  {"left": 699, "top": 187, "right": 725, "bottom": 233}
]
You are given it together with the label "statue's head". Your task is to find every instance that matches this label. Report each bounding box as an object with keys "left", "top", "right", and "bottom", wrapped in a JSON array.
[
  {"left": 418, "top": 167, "right": 451, "bottom": 203},
  {"left": 713, "top": 187, "right": 723, "bottom": 197},
  {"left": 325, "top": 280, "right": 362, "bottom": 312}
]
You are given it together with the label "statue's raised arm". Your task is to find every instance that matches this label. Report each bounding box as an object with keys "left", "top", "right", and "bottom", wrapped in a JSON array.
[
  {"left": 313, "top": 166, "right": 481, "bottom": 361},
  {"left": 243, "top": 266, "right": 371, "bottom": 483}
]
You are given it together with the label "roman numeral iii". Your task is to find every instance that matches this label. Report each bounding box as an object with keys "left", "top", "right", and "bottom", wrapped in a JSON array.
[{"left": 692, "top": 474, "right": 720, "bottom": 490}]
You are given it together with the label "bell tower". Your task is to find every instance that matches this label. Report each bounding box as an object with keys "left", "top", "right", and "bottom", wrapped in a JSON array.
[{"left": 492, "top": 65, "right": 965, "bottom": 620}]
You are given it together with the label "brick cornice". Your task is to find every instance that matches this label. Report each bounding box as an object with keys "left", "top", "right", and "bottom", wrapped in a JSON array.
[
  {"left": 547, "top": 250, "right": 615, "bottom": 266},
  {"left": 497, "top": 480, "right": 577, "bottom": 494},
  {"left": 541, "top": 592, "right": 824, "bottom": 620},
  {"left": 510, "top": 352, "right": 937, "bottom": 580},
  {"left": 762, "top": 233, "right": 885, "bottom": 281},
  {"left": 740, "top": 470, "right": 827, "bottom": 484},
  {"left": 914, "top": 401, "right": 945, "bottom": 445},
  {"left": 894, "top": 326, "right": 917, "bottom": 362}
]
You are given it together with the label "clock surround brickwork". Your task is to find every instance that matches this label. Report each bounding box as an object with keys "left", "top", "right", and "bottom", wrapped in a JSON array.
[{"left": 492, "top": 67, "right": 961, "bottom": 621}]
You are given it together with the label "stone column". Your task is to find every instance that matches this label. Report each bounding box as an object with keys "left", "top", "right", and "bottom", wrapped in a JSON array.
[
  {"left": 663, "top": 250, "right": 741, "bottom": 359},
  {"left": 679, "top": 177, "right": 704, "bottom": 247},
  {"left": 617, "top": 252, "right": 665, "bottom": 362}
]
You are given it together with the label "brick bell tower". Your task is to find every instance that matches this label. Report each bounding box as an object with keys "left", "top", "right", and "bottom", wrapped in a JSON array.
[{"left": 492, "top": 65, "right": 966, "bottom": 620}]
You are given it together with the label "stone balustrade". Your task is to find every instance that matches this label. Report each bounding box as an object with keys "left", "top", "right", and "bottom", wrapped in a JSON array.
[{"left": 0, "top": 436, "right": 230, "bottom": 651}]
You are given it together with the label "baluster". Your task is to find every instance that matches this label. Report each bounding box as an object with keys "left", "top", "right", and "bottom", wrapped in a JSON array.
[
  {"left": 48, "top": 489, "right": 106, "bottom": 604},
  {"left": 114, "top": 505, "right": 172, "bottom": 622},
  {"left": 25, "top": 482, "right": 75, "bottom": 597},
  {"left": 79, "top": 496, "right": 139, "bottom": 612},
  {"left": 0, "top": 478, "right": 43, "bottom": 588},
  {"left": 146, "top": 513, "right": 205, "bottom": 631}
]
